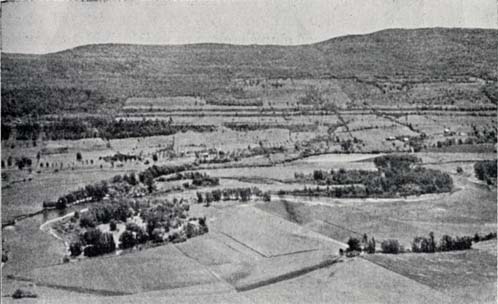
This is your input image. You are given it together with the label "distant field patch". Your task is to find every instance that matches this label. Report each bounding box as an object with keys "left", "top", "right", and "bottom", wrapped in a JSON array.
[{"left": 124, "top": 96, "right": 205, "bottom": 108}]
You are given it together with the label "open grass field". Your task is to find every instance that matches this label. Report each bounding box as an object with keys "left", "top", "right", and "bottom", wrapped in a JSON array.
[
  {"left": 23, "top": 244, "right": 221, "bottom": 295},
  {"left": 364, "top": 246, "right": 497, "bottom": 304},
  {"left": 2, "top": 216, "right": 67, "bottom": 275},
  {"left": 257, "top": 166, "right": 497, "bottom": 247},
  {"left": 200, "top": 204, "right": 336, "bottom": 257},
  {"left": 243, "top": 257, "right": 453, "bottom": 304}
]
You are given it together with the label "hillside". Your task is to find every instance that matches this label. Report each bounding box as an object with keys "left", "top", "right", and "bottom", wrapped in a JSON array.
[{"left": 2, "top": 28, "right": 497, "bottom": 119}]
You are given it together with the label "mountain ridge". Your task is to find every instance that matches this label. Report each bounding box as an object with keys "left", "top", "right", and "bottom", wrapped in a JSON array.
[{"left": 2, "top": 27, "right": 497, "bottom": 119}]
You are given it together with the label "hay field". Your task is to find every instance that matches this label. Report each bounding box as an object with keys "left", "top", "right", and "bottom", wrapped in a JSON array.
[
  {"left": 25, "top": 245, "right": 220, "bottom": 294},
  {"left": 365, "top": 248, "right": 497, "bottom": 304},
  {"left": 243, "top": 258, "right": 453, "bottom": 304},
  {"left": 209, "top": 205, "right": 326, "bottom": 257}
]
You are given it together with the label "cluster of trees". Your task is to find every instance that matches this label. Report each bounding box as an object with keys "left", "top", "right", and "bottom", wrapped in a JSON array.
[
  {"left": 111, "top": 173, "right": 139, "bottom": 186},
  {"left": 14, "top": 156, "right": 33, "bottom": 170},
  {"left": 69, "top": 196, "right": 208, "bottom": 257},
  {"left": 119, "top": 223, "right": 149, "bottom": 249},
  {"left": 140, "top": 198, "right": 190, "bottom": 239},
  {"left": 138, "top": 164, "right": 193, "bottom": 192},
  {"left": 471, "top": 125, "right": 497, "bottom": 144},
  {"left": 79, "top": 200, "right": 137, "bottom": 228},
  {"left": 70, "top": 228, "right": 116, "bottom": 257},
  {"left": 46, "top": 163, "right": 193, "bottom": 210},
  {"left": 285, "top": 185, "right": 368, "bottom": 199},
  {"left": 223, "top": 122, "right": 316, "bottom": 133},
  {"left": 95, "top": 119, "right": 216, "bottom": 140},
  {"left": 196, "top": 187, "right": 267, "bottom": 205},
  {"left": 138, "top": 164, "right": 193, "bottom": 184},
  {"left": 196, "top": 156, "right": 232, "bottom": 164},
  {"left": 411, "top": 232, "right": 472, "bottom": 253},
  {"left": 101, "top": 153, "right": 141, "bottom": 163},
  {"left": 474, "top": 160, "right": 497, "bottom": 184},
  {"left": 205, "top": 98, "right": 263, "bottom": 107},
  {"left": 1, "top": 156, "right": 34, "bottom": 170},
  {"left": 343, "top": 234, "right": 377, "bottom": 255},
  {"left": 373, "top": 154, "right": 420, "bottom": 170},
  {"left": 2, "top": 118, "right": 217, "bottom": 141},
  {"left": 343, "top": 231, "right": 482, "bottom": 256},
  {"left": 434, "top": 137, "right": 474, "bottom": 149},
  {"left": 294, "top": 155, "right": 453, "bottom": 198},
  {"left": 45, "top": 181, "right": 110, "bottom": 209},
  {"left": 191, "top": 173, "right": 219, "bottom": 187},
  {"left": 12, "top": 288, "right": 37, "bottom": 299},
  {"left": 310, "top": 168, "right": 378, "bottom": 185},
  {"left": 380, "top": 239, "right": 403, "bottom": 254},
  {"left": 165, "top": 171, "right": 220, "bottom": 188},
  {"left": 473, "top": 232, "right": 497, "bottom": 243}
]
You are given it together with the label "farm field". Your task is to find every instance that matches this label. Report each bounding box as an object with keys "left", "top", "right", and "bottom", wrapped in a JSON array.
[
  {"left": 243, "top": 258, "right": 453, "bottom": 304},
  {"left": 364, "top": 243, "right": 497, "bottom": 304},
  {"left": 22, "top": 245, "right": 221, "bottom": 294}
]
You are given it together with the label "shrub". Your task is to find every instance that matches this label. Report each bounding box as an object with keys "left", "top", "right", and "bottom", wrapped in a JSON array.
[
  {"left": 12, "top": 288, "right": 37, "bottom": 299},
  {"left": 212, "top": 189, "right": 222, "bottom": 201},
  {"left": 313, "top": 170, "right": 324, "bottom": 180},
  {"left": 79, "top": 213, "right": 96, "bottom": 228},
  {"left": 381, "top": 239, "right": 401, "bottom": 254},
  {"left": 347, "top": 237, "right": 361, "bottom": 252},
  {"left": 474, "top": 232, "right": 497, "bottom": 242},
  {"left": 365, "top": 237, "right": 376, "bottom": 254},
  {"left": 474, "top": 160, "right": 497, "bottom": 182},
  {"left": 438, "top": 235, "right": 472, "bottom": 251},
  {"left": 411, "top": 232, "right": 436, "bottom": 253},
  {"left": 262, "top": 192, "right": 271, "bottom": 202},
  {"left": 196, "top": 192, "right": 203, "bottom": 203},
  {"left": 69, "top": 241, "right": 82, "bottom": 257},
  {"left": 119, "top": 230, "right": 136, "bottom": 249},
  {"left": 456, "top": 166, "right": 464, "bottom": 174}
]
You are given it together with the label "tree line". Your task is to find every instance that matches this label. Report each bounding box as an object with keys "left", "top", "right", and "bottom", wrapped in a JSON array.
[
  {"left": 343, "top": 231, "right": 495, "bottom": 256},
  {"left": 196, "top": 187, "right": 270, "bottom": 206},
  {"left": 44, "top": 164, "right": 194, "bottom": 209},
  {"left": 290, "top": 154, "right": 453, "bottom": 198},
  {"left": 2, "top": 118, "right": 216, "bottom": 141}
]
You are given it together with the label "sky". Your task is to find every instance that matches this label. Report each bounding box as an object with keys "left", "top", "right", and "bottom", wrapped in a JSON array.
[{"left": 2, "top": 0, "right": 497, "bottom": 54}]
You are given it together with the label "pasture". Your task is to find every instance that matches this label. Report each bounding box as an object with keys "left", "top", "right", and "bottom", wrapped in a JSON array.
[
  {"left": 365, "top": 245, "right": 497, "bottom": 303},
  {"left": 24, "top": 245, "right": 220, "bottom": 294}
]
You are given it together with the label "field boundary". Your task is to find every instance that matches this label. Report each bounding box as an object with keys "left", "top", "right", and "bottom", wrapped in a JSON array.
[{"left": 235, "top": 257, "right": 340, "bottom": 292}]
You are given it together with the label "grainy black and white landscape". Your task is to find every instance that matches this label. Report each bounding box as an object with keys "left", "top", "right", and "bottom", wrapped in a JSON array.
[{"left": 1, "top": 24, "right": 497, "bottom": 304}]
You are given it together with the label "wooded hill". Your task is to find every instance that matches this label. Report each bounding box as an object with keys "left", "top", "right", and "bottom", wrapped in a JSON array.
[{"left": 2, "top": 28, "right": 497, "bottom": 119}]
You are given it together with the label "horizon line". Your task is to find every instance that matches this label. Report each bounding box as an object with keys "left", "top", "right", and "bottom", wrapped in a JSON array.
[{"left": 2, "top": 26, "right": 497, "bottom": 56}]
